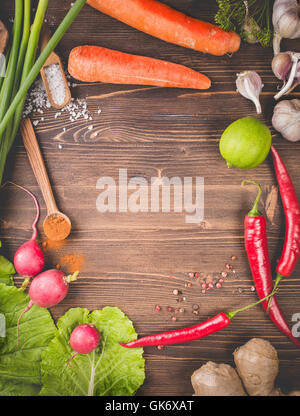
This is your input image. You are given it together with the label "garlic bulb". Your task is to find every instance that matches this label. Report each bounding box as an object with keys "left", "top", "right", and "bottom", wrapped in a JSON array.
[
  {"left": 236, "top": 71, "right": 263, "bottom": 114},
  {"left": 272, "top": 99, "right": 300, "bottom": 142},
  {"left": 273, "top": 0, "right": 300, "bottom": 55}
]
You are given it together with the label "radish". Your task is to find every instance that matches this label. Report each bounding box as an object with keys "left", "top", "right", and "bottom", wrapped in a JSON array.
[
  {"left": 17, "top": 269, "right": 79, "bottom": 346},
  {"left": 7, "top": 182, "right": 45, "bottom": 288},
  {"left": 68, "top": 324, "right": 101, "bottom": 366}
]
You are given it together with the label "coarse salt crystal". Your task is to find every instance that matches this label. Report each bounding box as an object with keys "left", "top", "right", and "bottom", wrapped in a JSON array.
[{"left": 44, "top": 64, "right": 66, "bottom": 107}]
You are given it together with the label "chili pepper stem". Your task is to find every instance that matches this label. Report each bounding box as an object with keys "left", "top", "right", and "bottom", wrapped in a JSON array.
[
  {"left": 226, "top": 290, "right": 277, "bottom": 320},
  {"left": 273, "top": 273, "right": 283, "bottom": 292},
  {"left": 266, "top": 273, "right": 284, "bottom": 312},
  {"left": 242, "top": 180, "right": 263, "bottom": 217}
]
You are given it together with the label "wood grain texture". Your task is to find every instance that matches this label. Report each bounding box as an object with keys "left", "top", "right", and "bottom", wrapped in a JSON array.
[{"left": 0, "top": 0, "right": 300, "bottom": 395}]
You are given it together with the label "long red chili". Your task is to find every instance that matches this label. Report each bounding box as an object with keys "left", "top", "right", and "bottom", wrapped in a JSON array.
[
  {"left": 120, "top": 294, "right": 274, "bottom": 348},
  {"left": 271, "top": 145, "right": 300, "bottom": 291},
  {"left": 243, "top": 179, "right": 300, "bottom": 347}
]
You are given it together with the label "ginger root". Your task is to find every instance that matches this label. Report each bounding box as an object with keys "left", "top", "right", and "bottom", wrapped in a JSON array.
[
  {"left": 234, "top": 338, "right": 279, "bottom": 396},
  {"left": 191, "top": 361, "right": 246, "bottom": 396},
  {"left": 191, "top": 338, "right": 300, "bottom": 396}
]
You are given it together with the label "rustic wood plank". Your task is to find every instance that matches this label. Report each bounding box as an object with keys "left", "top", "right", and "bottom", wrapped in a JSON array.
[{"left": 0, "top": 0, "right": 300, "bottom": 395}]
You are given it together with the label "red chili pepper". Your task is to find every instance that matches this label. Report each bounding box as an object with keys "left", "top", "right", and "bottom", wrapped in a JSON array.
[
  {"left": 271, "top": 145, "right": 300, "bottom": 291},
  {"left": 243, "top": 179, "right": 300, "bottom": 347},
  {"left": 120, "top": 294, "right": 274, "bottom": 348}
]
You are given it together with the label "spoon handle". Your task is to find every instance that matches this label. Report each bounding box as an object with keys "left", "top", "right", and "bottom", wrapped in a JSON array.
[{"left": 21, "top": 118, "right": 58, "bottom": 215}]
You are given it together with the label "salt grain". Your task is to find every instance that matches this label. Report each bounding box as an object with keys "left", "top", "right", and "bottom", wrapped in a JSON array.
[
  {"left": 23, "top": 78, "right": 97, "bottom": 128},
  {"left": 44, "top": 64, "right": 66, "bottom": 106}
]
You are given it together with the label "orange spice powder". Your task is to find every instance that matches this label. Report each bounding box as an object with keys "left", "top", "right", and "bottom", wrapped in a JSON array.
[
  {"left": 42, "top": 238, "right": 66, "bottom": 252},
  {"left": 43, "top": 214, "right": 71, "bottom": 241},
  {"left": 59, "top": 253, "right": 84, "bottom": 274}
]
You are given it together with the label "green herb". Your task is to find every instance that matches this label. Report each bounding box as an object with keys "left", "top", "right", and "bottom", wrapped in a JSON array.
[
  {"left": 0, "top": 283, "right": 56, "bottom": 395},
  {"left": 40, "top": 307, "right": 145, "bottom": 396},
  {"left": 214, "top": 0, "right": 273, "bottom": 47}
]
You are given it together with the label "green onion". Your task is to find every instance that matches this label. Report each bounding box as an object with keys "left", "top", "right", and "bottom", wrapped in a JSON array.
[
  {"left": 0, "top": 0, "right": 87, "bottom": 137},
  {"left": 11, "top": 0, "right": 48, "bottom": 140},
  {"left": 0, "top": 0, "right": 87, "bottom": 182},
  {"left": 0, "top": 0, "right": 23, "bottom": 121}
]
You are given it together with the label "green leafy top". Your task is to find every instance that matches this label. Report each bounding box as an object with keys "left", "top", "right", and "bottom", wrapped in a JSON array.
[
  {"left": 215, "top": 0, "right": 273, "bottom": 47},
  {"left": 40, "top": 307, "right": 145, "bottom": 396},
  {"left": 0, "top": 241, "right": 15, "bottom": 286},
  {"left": 0, "top": 284, "right": 56, "bottom": 396}
]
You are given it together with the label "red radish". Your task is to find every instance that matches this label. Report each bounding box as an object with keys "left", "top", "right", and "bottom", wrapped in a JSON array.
[
  {"left": 17, "top": 269, "right": 79, "bottom": 346},
  {"left": 68, "top": 324, "right": 101, "bottom": 366},
  {"left": 7, "top": 182, "right": 45, "bottom": 287}
]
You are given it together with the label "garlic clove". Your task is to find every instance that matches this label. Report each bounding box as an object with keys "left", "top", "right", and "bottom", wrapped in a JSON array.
[
  {"left": 272, "top": 52, "right": 293, "bottom": 81},
  {"left": 274, "top": 52, "right": 300, "bottom": 100},
  {"left": 236, "top": 71, "right": 263, "bottom": 114}
]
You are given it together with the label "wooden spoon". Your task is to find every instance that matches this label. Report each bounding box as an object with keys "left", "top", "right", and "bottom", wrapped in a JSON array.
[
  {"left": 39, "top": 23, "right": 71, "bottom": 109},
  {"left": 0, "top": 20, "right": 8, "bottom": 55},
  {"left": 20, "top": 118, "right": 71, "bottom": 241}
]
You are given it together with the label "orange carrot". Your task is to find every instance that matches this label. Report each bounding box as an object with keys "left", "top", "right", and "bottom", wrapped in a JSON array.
[
  {"left": 68, "top": 45, "right": 211, "bottom": 89},
  {"left": 86, "top": 0, "right": 240, "bottom": 56}
]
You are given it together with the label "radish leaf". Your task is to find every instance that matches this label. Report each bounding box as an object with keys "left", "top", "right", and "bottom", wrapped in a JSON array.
[
  {"left": 0, "top": 284, "right": 56, "bottom": 395},
  {"left": 0, "top": 255, "right": 15, "bottom": 286},
  {"left": 40, "top": 307, "right": 145, "bottom": 396}
]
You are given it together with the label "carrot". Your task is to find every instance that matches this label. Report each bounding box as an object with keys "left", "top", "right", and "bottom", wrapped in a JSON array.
[
  {"left": 86, "top": 0, "right": 240, "bottom": 56},
  {"left": 68, "top": 45, "right": 211, "bottom": 89}
]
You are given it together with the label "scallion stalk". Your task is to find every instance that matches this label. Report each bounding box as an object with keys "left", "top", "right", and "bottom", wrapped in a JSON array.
[
  {"left": 0, "top": 0, "right": 87, "bottom": 137},
  {"left": 11, "top": 0, "right": 48, "bottom": 141},
  {"left": 0, "top": 0, "right": 23, "bottom": 122},
  {"left": 0, "top": 0, "right": 87, "bottom": 182}
]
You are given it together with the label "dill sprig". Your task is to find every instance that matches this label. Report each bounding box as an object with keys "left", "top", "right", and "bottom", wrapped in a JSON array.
[{"left": 214, "top": 0, "right": 274, "bottom": 47}]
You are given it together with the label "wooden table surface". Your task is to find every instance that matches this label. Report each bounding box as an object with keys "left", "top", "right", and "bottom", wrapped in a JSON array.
[{"left": 1, "top": 0, "right": 300, "bottom": 396}]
